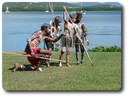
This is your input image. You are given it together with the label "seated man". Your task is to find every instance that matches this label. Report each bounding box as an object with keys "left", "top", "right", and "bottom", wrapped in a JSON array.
[{"left": 12, "top": 23, "right": 65, "bottom": 72}]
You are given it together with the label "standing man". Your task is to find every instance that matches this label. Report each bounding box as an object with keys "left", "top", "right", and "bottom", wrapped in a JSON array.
[
  {"left": 45, "top": 16, "right": 62, "bottom": 51},
  {"left": 12, "top": 23, "right": 65, "bottom": 72},
  {"left": 44, "top": 16, "right": 62, "bottom": 67},
  {"left": 59, "top": 6, "right": 78, "bottom": 67},
  {"left": 74, "top": 12, "right": 89, "bottom": 65}
]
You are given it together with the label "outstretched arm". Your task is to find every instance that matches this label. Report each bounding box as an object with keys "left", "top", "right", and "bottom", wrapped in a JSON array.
[
  {"left": 63, "top": 6, "right": 68, "bottom": 24},
  {"left": 45, "top": 34, "right": 65, "bottom": 42}
]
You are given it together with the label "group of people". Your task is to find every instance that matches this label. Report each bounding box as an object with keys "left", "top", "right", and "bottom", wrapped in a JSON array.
[{"left": 12, "top": 7, "right": 89, "bottom": 72}]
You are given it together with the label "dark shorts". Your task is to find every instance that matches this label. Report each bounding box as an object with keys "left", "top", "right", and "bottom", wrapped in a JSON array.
[
  {"left": 75, "top": 37, "right": 85, "bottom": 53},
  {"left": 45, "top": 40, "right": 54, "bottom": 51},
  {"left": 61, "top": 36, "right": 72, "bottom": 47}
]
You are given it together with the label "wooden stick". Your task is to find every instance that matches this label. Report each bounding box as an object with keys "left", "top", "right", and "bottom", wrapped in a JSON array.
[{"left": 2, "top": 51, "right": 66, "bottom": 62}]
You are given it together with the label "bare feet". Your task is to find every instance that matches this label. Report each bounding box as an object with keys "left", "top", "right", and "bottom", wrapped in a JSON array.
[
  {"left": 36, "top": 67, "right": 42, "bottom": 71},
  {"left": 59, "top": 62, "right": 63, "bottom": 67},
  {"left": 66, "top": 62, "right": 70, "bottom": 67},
  {"left": 12, "top": 63, "right": 21, "bottom": 72},
  {"left": 46, "top": 60, "right": 50, "bottom": 67}
]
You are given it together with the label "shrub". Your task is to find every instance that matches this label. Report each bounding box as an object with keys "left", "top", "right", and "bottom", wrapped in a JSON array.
[
  {"left": 88, "top": 46, "right": 121, "bottom": 52},
  {"left": 54, "top": 47, "right": 59, "bottom": 51}
]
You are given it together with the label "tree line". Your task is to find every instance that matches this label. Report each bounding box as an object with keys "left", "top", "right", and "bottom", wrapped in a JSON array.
[{"left": 2, "top": 2, "right": 121, "bottom": 11}]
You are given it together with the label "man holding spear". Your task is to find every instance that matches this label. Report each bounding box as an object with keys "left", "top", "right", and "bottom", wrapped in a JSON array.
[
  {"left": 74, "top": 12, "right": 89, "bottom": 65},
  {"left": 58, "top": 6, "right": 81, "bottom": 67}
]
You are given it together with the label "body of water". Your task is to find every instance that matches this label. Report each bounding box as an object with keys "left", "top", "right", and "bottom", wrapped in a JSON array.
[{"left": 2, "top": 11, "right": 121, "bottom": 51}]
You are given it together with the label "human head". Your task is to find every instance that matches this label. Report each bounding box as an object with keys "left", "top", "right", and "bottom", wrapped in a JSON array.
[
  {"left": 54, "top": 16, "right": 62, "bottom": 26},
  {"left": 41, "top": 23, "right": 51, "bottom": 35},
  {"left": 69, "top": 12, "right": 77, "bottom": 23},
  {"left": 76, "top": 12, "right": 82, "bottom": 22}
]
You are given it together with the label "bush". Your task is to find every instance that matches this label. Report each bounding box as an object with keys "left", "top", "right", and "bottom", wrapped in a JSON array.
[
  {"left": 88, "top": 46, "right": 121, "bottom": 52},
  {"left": 54, "top": 47, "right": 59, "bottom": 51}
]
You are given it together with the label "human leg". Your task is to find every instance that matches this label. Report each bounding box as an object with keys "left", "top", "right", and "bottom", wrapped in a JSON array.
[
  {"left": 12, "top": 63, "right": 26, "bottom": 72},
  {"left": 12, "top": 62, "right": 43, "bottom": 72},
  {"left": 75, "top": 44, "right": 80, "bottom": 65},
  {"left": 38, "top": 49, "right": 52, "bottom": 67},
  {"left": 25, "top": 46, "right": 51, "bottom": 69},
  {"left": 59, "top": 37, "right": 66, "bottom": 67},
  {"left": 66, "top": 36, "right": 72, "bottom": 67},
  {"left": 80, "top": 45, "right": 85, "bottom": 64},
  {"left": 59, "top": 50, "right": 65, "bottom": 67},
  {"left": 66, "top": 48, "right": 71, "bottom": 67}
]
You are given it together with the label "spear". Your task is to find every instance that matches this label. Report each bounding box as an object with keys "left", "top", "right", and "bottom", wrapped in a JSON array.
[{"left": 3, "top": 51, "right": 66, "bottom": 63}]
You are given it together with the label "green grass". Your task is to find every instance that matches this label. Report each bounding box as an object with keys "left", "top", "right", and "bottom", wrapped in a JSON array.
[{"left": 2, "top": 52, "right": 121, "bottom": 90}]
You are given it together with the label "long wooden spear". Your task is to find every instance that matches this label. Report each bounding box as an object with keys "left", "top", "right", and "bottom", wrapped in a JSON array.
[{"left": 3, "top": 51, "right": 66, "bottom": 63}]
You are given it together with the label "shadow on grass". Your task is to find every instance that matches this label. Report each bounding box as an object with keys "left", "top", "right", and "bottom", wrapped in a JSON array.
[
  {"left": 8, "top": 64, "right": 32, "bottom": 72},
  {"left": 8, "top": 62, "right": 77, "bottom": 72},
  {"left": 49, "top": 62, "right": 77, "bottom": 67}
]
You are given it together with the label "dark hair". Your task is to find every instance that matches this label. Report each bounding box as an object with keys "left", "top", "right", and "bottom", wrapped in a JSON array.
[
  {"left": 76, "top": 12, "right": 82, "bottom": 18},
  {"left": 55, "top": 16, "right": 62, "bottom": 23},
  {"left": 41, "top": 23, "right": 50, "bottom": 30}
]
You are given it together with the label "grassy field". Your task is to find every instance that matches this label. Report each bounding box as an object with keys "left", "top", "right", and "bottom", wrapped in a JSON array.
[{"left": 2, "top": 51, "right": 121, "bottom": 91}]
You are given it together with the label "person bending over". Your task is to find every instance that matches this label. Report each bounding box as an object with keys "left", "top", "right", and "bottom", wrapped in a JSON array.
[{"left": 12, "top": 23, "right": 65, "bottom": 72}]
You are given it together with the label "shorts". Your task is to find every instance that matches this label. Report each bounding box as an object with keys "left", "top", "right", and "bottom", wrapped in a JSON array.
[
  {"left": 25, "top": 44, "right": 42, "bottom": 68},
  {"left": 45, "top": 40, "right": 54, "bottom": 51},
  {"left": 74, "top": 36, "right": 85, "bottom": 53},
  {"left": 61, "top": 36, "right": 72, "bottom": 52},
  {"left": 61, "top": 36, "right": 72, "bottom": 47}
]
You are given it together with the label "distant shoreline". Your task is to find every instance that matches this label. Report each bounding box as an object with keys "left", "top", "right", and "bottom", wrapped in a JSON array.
[
  {"left": 2, "top": 10, "right": 121, "bottom": 12},
  {"left": 2, "top": 2, "right": 121, "bottom": 12},
  {"left": 2, "top": 8, "right": 121, "bottom": 12}
]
